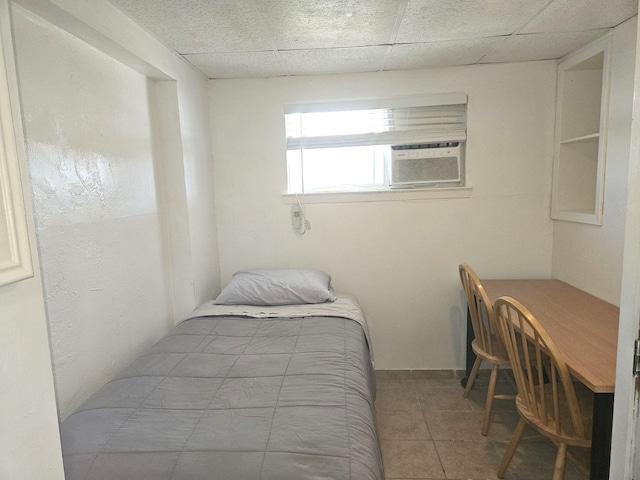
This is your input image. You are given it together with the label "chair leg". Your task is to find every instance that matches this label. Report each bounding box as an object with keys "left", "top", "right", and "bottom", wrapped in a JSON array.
[
  {"left": 553, "top": 443, "right": 568, "bottom": 480},
  {"left": 463, "top": 356, "right": 482, "bottom": 398},
  {"left": 497, "top": 417, "right": 527, "bottom": 479},
  {"left": 481, "top": 363, "right": 499, "bottom": 435}
]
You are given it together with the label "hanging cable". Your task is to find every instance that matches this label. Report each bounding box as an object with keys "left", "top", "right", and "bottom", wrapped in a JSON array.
[{"left": 291, "top": 119, "right": 311, "bottom": 236}]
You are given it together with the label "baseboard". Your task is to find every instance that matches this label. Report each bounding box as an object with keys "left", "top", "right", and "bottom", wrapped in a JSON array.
[{"left": 374, "top": 369, "right": 465, "bottom": 380}]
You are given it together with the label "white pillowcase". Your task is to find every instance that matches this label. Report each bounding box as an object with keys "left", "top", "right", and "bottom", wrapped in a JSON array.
[{"left": 213, "top": 269, "right": 337, "bottom": 306}]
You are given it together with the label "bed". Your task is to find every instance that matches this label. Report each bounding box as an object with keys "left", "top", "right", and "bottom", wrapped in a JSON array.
[{"left": 59, "top": 269, "right": 384, "bottom": 480}]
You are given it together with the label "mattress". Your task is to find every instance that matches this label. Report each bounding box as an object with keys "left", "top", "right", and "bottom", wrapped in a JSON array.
[{"left": 60, "top": 296, "right": 383, "bottom": 480}]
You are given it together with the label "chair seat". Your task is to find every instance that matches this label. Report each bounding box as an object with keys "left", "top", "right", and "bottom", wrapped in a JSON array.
[
  {"left": 516, "top": 381, "right": 593, "bottom": 448},
  {"left": 471, "top": 338, "right": 510, "bottom": 365}
]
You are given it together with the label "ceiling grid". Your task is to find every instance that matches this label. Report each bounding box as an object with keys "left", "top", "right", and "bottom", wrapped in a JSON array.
[{"left": 108, "top": 0, "right": 638, "bottom": 79}]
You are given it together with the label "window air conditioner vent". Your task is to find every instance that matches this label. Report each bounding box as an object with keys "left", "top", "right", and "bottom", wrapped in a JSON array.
[{"left": 390, "top": 142, "right": 462, "bottom": 186}]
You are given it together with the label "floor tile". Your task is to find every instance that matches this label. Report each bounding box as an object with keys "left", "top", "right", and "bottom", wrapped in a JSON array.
[
  {"left": 376, "top": 378, "right": 411, "bottom": 390},
  {"left": 408, "top": 369, "right": 459, "bottom": 380},
  {"left": 375, "top": 385, "right": 420, "bottom": 411},
  {"left": 482, "top": 410, "right": 522, "bottom": 441},
  {"left": 379, "top": 439, "right": 445, "bottom": 479},
  {"left": 416, "top": 385, "right": 474, "bottom": 411},
  {"left": 464, "top": 372, "right": 517, "bottom": 413},
  {"left": 424, "top": 409, "right": 487, "bottom": 442},
  {"left": 409, "top": 376, "right": 462, "bottom": 388},
  {"left": 494, "top": 434, "right": 588, "bottom": 480},
  {"left": 375, "top": 409, "right": 431, "bottom": 440},
  {"left": 435, "top": 440, "right": 503, "bottom": 479},
  {"left": 373, "top": 373, "right": 588, "bottom": 480}
]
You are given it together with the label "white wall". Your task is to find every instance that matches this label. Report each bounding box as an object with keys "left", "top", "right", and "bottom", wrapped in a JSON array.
[
  {"left": 13, "top": 9, "right": 174, "bottom": 418},
  {"left": 0, "top": 205, "right": 65, "bottom": 480},
  {"left": 209, "top": 62, "right": 557, "bottom": 369},
  {"left": 11, "top": 0, "right": 219, "bottom": 420},
  {"left": 0, "top": 0, "right": 218, "bottom": 475},
  {"left": 0, "top": 1, "right": 64, "bottom": 476},
  {"left": 552, "top": 20, "right": 637, "bottom": 306}
]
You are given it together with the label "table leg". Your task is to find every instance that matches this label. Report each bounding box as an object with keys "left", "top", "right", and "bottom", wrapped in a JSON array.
[
  {"left": 460, "top": 307, "right": 476, "bottom": 388},
  {"left": 590, "top": 392, "right": 614, "bottom": 480}
]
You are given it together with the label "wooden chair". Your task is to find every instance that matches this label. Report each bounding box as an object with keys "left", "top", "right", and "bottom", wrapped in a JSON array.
[
  {"left": 493, "top": 296, "right": 592, "bottom": 480},
  {"left": 458, "top": 263, "right": 514, "bottom": 435}
]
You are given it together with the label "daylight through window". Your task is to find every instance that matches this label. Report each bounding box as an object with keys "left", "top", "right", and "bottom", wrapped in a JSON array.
[{"left": 284, "top": 93, "right": 467, "bottom": 194}]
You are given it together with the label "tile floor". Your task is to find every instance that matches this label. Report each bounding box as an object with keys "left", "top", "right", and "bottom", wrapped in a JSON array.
[{"left": 374, "top": 370, "right": 589, "bottom": 480}]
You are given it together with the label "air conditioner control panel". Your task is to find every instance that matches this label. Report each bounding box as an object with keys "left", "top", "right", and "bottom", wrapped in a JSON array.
[{"left": 391, "top": 142, "right": 460, "bottom": 159}]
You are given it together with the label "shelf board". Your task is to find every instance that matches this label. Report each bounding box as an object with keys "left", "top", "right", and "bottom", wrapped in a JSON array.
[
  {"left": 551, "top": 209, "right": 602, "bottom": 225},
  {"left": 560, "top": 133, "right": 600, "bottom": 144}
]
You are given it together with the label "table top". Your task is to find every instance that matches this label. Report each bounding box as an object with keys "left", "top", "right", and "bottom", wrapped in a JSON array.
[{"left": 481, "top": 279, "right": 619, "bottom": 393}]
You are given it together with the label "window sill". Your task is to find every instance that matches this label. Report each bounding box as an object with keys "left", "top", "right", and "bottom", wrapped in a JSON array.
[{"left": 282, "top": 186, "right": 473, "bottom": 204}]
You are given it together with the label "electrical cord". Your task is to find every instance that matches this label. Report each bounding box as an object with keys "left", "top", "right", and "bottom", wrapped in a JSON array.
[{"left": 292, "top": 192, "right": 311, "bottom": 236}]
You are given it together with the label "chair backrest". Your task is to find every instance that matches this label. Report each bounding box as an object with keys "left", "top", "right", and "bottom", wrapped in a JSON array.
[
  {"left": 493, "top": 296, "right": 586, "bottom": 439},
  {"left": 459, "top": 263, "right": 504, "bottom": 359}
]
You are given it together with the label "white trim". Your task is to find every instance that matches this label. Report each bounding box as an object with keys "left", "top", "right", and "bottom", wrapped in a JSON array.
[
  {"left": 610, "top": 15, "right": 640, "bottom": 480},
  {"left": 0, "top": 1, "right": 32, "bottom": 287},
  {"left": 282, "top": 186, "right": 473, "bottom": 204},
  {"left": 284, "top": 92, "right": 468, "bottom": 114}
]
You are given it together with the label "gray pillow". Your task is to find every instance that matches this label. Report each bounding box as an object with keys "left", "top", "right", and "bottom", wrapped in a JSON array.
[{"left": 213, "top": 269, "right": 337, "bottom": 306}]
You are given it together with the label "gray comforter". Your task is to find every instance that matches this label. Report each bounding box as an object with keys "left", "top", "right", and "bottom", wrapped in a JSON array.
[{"left": 60, "top": 314, "right": 383, "bottom": 480}]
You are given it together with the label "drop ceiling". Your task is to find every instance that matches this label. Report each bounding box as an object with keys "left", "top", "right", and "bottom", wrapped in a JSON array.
[{"left": 108, "top": 0, "right": 638, "bottom": 79}]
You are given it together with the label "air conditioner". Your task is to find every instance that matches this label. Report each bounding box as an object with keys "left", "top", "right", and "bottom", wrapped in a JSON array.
[{"left": 390, "top": 142, "right": 462, "bottom": 187}]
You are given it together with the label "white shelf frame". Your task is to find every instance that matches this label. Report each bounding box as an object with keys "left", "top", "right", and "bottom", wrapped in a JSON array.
[{"left": 551, "top": 35, "right": 612, "bottom": 225}]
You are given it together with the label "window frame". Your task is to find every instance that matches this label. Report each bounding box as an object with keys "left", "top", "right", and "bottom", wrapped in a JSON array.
[{"left": 284, "top": 92, "right": 468, "bottom": 197}]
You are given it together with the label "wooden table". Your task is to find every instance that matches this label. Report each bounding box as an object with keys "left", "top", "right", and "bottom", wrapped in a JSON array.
[{"left": 465, "top": 279, "right": 619, "bottom": 480}]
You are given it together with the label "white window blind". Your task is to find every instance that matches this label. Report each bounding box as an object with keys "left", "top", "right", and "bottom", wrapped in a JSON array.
[{"left": 285, "top": 94, "right": 467, "bottom": 151}]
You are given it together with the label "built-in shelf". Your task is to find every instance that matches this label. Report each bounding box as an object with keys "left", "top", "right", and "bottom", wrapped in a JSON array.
[{"left": 551, "top": 35, "right": 611, "bottom": 225}]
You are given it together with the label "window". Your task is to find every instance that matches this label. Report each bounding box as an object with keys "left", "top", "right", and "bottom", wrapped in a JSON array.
[{"left": 285, "top": 93, "right": 467, "bottom": 194}]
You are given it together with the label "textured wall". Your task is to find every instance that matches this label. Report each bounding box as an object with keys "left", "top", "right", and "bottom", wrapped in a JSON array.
[
  {"left": 209, "top": 61, "right": 557, "bottom": 370},
  {"left": 0, "top": 1, "right": 65, "bottom": 478},
  {"left": 14, "top": 9, "right": 173, "bottom": 419}
]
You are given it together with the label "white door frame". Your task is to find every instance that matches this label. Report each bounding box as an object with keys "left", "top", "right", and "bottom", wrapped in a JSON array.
[{"left": 609, "top": 6, "right": 640, "bottom": 478}]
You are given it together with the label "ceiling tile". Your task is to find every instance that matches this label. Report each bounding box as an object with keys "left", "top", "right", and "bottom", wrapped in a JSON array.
[
  {"left": 184, "top": 51, "right": 286, "bottom": 79},
  {"left": 396, "top": 0, "right": 550, "bottom": 43},
  {"left": 522, "top": 0, "right": 638, "bottom": 33},
  {"left": 254, "top": 0, "right": 403, "bottom": 49},
  {"left": 279, "top": 46, "right": 388, "bottom": 76},
  {"left": 385, "top": 37, "right": 504, "bottom": 70},
  {"left": 110, "top": 0, "right": 272, "bottom": 53},
  {"left": 107, "top": 0, "right": 634, "bottom": 79},
  {"left": 481, "top": 30, "right": 609, "bottom": 64}
]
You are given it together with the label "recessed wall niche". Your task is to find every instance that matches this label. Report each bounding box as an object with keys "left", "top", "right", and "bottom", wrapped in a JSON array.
[{"left": 551, "top": 36, "right": 612, "bottom": 225}]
